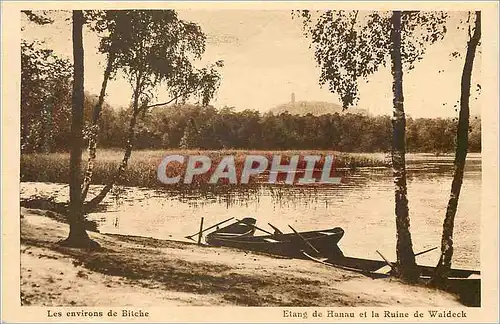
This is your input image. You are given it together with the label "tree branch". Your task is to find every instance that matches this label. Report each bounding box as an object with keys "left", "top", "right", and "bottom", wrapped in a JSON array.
[
  {"left": 350, "top": 10, "right": 359, "bottom": 33},
  {"left": 139, "top": 86, "right": 201, "bottom": 112},
  {"left": 467, "top": 11, "right": 472, "bottom": 39}
]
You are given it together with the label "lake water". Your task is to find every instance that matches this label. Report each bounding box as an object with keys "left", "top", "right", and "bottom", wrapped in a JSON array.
[{"left": 20, "top": 153, "right": 481, "bottom": 269}]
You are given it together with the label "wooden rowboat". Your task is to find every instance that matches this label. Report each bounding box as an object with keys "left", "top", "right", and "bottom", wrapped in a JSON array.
[
  {"left": 302, "top": 252, "right": 480, "bottom": 279},
  {"left": 302, "top": 252, "right": 481, "bottom": 307},
  {"left": 205, "top": 219, "right": 345, "bottom": 259}
]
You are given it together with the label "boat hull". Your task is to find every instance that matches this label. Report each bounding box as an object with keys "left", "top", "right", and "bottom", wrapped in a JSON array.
[
  {"left": 326, "top": 256, "right": 480, "bottom": 279},
  {"left": 304, "top": 252, "right": 481, "bottom": 307},
  {"left": 206, "top": 227, "right": 345, "bottom": 259}
]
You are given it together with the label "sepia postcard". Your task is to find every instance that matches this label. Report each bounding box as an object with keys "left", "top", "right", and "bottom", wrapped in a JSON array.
[{"left": 2, "top": 1, "right": 499, "bottom": 323}]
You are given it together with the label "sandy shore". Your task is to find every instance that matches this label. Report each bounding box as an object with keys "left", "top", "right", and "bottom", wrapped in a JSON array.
[{"left": 20, "top": 208, "right": 462, "bottom": 307}]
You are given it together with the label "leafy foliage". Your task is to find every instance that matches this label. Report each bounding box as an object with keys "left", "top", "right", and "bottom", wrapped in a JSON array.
[
  {"left": 294, "top": 10, "right": 448, "bottom": 108},
  {"left": 21, "top": 41, "right": 72, "bottom": 152},
  {"left": 92, "top": 10, "right": 223, "bottom": 108},
  {"left": 22, "top": 10, "right": 54, "bottom": 25}
]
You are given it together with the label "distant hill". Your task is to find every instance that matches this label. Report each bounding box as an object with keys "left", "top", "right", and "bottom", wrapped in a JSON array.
[{"left": 269, "top": 100, "right": 368, "bottom": 116}]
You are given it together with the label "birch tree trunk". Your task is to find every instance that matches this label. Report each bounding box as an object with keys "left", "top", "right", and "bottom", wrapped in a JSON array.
[
  {"left": 85, "top": 77, "right": 142, "bottom": 212},
  {"left": 433, "top": 11, "right": 481, "bottom": 284},
  {"left": 390, "top": 10, "right": 419, "bottom": 281},
  {"left": 81, "top": 52, "right": 115, "bottom": 202}
]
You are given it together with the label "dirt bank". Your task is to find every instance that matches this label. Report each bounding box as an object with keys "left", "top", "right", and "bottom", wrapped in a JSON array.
[{"left": 20, "top": 208, "right": 462, "bottom": 307}]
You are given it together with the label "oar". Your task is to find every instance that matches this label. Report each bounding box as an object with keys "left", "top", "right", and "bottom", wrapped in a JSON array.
[
  {"left": 376, "top": 250, "right": 395, "bottom": 272},
  {"left": 375, "top": 248, "right": 436, "bottom": 275},
  {"left": 235, "top": 218, "right": 274, "bottom": 236},
  {"left": 415, "top": 246, "right": 438, "bottom": 257},
  {"left": 268, "top": 222, "right": 284, "bottom": 235},
  {"left": 185, "top": 217, "right": 234, "bottom": 241},
  {"left": 288, "top": 225, "right": 320, "bottom": 255}
]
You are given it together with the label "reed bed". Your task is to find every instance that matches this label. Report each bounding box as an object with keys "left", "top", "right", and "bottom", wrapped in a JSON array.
[{"left": 21, "top": 149, "right": 389, "bottom": 188}]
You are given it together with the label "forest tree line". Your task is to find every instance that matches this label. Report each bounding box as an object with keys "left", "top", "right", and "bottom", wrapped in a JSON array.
[{"left": 22, "top": 91, "right": 481, "bottom": 154}]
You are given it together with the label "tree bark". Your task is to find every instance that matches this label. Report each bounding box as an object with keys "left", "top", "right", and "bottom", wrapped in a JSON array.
[
  {"left": 390, "top": 10, "right": 419, "bottom": 282},
  {"left": 85, "top": 76, "right": 142, "bottom": 212},
  {"left": 60, "top": 10, "right": 98, "bottom": 248},
  {"left": 433, "top": 11, "right": 481, "bottom": 285},
  {"left": 81, "top": 52, "right": 115, "bottom": 202}
]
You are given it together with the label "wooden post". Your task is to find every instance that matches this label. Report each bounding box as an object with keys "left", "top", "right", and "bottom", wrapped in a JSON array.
[{"left": 197, "top": 217, "right": 204, "bottom": 245}]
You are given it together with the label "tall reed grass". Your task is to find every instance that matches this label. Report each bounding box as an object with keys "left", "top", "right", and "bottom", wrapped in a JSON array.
[{"left": 21, "top": 149, "right": 389, "bottom": 188}]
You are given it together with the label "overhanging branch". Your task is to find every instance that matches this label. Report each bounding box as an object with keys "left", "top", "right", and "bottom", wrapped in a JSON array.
[{"left": 139, "top": 87, "right": 201, "bottom": 112}]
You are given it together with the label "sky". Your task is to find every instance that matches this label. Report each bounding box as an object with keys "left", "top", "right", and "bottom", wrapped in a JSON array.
[{"left": 22, "top": 10, "right": 481, "bottom": 118}]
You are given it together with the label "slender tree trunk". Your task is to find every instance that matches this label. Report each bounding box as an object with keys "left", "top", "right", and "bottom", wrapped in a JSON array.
[
  {"left": 38, "top": 106, "right": 47, "bottom": 152},
  {"left": 85, "top": 79, "right": 142, "bottom": 212},
  {"left": 41, "top": 100, "right": 53, "bottom": 153},
  {"left": 81, "top": 52, "right": 115, "bottom": 202},
  {"left": 433, "top": 11, "right": 481, "bottom": 284},
  {"left": 60, "top": 10, "right": 98, "bottom": 248},
  {"left": 45, "top": 101, "right": 53, "bottom": 153},
  {"left": 390, "top": 10, "right": 419, "bottom": 281}
]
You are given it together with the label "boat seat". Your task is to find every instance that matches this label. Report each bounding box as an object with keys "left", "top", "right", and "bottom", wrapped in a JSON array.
[{"left": 215, "top": 232, "right": 249, "bottom": 237}]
